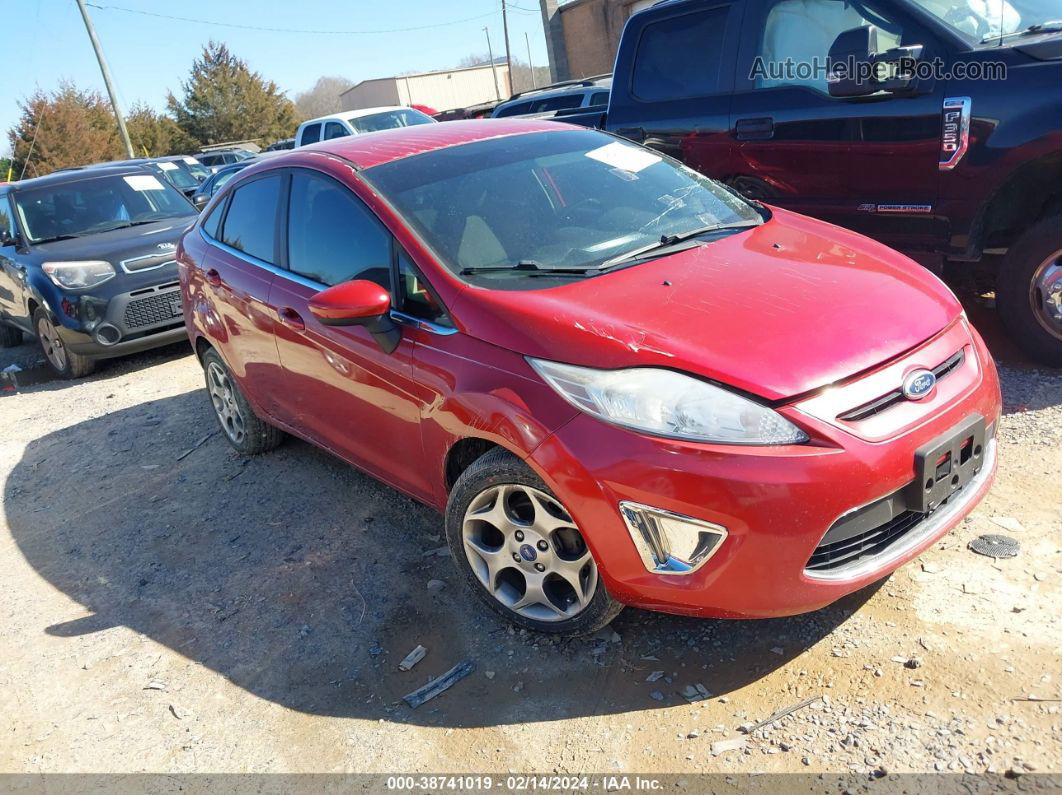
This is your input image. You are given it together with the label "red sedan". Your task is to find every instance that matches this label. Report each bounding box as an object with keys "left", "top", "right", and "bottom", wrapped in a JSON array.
[{"left": 177, "top": 120, "right": 1001, "bottom": 635}]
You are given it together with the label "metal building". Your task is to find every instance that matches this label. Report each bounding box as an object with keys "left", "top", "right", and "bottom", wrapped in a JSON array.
[{"left": 339, "top": 64, "right": 512, "bottom": 115}]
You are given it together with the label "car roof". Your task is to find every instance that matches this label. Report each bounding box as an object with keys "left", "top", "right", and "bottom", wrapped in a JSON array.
[
  {"left": 304, "top": 118, "right": 581, "bottom": 170},
  {"left": 300, "top": 106, "right": 417, "bottom": 126},
  {"left": 7, "top": 164, "right": 154, "bottom": 191}
]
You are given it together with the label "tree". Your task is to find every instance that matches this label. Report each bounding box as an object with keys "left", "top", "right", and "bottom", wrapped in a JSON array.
[
  {"left": 7, "top": 83, "right": 122, "bottom": 178},
  {"left": 167, "top": 41, "right": 299, "bottom": 146},
  {"left": 294, "top": 76, "right": 354, "bottom": 121},
  {"left": 126, "top": 103, "right": 199, "bottom": 156}
]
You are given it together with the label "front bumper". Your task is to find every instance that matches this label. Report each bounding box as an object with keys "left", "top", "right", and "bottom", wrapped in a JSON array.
[
  {"left": 527, "top": 321, "right": 1002, "bottom": 619},
  {"left": 54, "top": 279, "right": 187, "bottom": 360}
]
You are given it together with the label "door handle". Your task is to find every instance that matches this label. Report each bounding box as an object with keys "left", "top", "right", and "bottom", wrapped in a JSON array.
[
  {"left": 278, "top": 306, "right": 305, "bottom": 331},
  {"left": 735, "top": 117, "right": 775, "bottom": 141},
  {"left": 205, "top": 268, "right": 222, "bottom": 287}
]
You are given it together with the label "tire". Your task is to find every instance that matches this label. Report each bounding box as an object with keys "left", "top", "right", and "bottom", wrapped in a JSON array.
[
  {"left": 996, "top": 215, "right": 1062, "bottom": 367},
  {"left": 0, "top": 323, "right": 23, "bottom": 348},
  {"left": 200, "top": 348, "right": 284, "bottom": 455},
  {"left": 33, "top": 309, "right": 96, "bottom": 379},
  {"left": 445, "top": 447, "right": 623, "bottom": 636}
]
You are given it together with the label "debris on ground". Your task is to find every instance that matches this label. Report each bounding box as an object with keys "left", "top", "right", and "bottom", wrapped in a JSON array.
[
  {"left": 737, "top": 695, "right": 820, "bottom": 734},
  {"left": 646, "top": 671, "right": 665, "bottom": 682},
  {"left": 968, "top": 534, "right": 1020, "bottom": 558},
  {"left": 398, "top": 645, "right": 427, "bottom": 672},
  {"left": 990, "top": 516, "right": 1025, "bottom": 533},
  {"left": 143, "top": 680, "right": 166, "bottom": 691},
  {"left": 710, "top": 737, "right": 746, "bottom": 756},
  {"left": 426, "top": 579, "right": 446, "bottom": 592},
  {"left": 176, "top": 432, "right": 216, "bottom": 461},
  {"left": 403, "top": 660, "right": 475, "bottom": 709}
]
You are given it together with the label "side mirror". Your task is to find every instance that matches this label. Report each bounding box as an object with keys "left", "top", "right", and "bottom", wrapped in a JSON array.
[
  {"left": 828, "top": 26, "right": 879, "bottom": 98},
  {"left": 192, "top": 194, "right": 209, "bottom": 211},
  {"left": 308, "top": 279, "right": 401, "bottom": 353},
  {"left": 0, "top": 233, "right": 18, "bottom": 248},
  {"left": 829, "top": 26, "right": 924, "bottom": 98}
]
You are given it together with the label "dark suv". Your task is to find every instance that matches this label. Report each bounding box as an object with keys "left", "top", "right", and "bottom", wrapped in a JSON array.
[
  {"left": 0, "top": 165, "right": 198, "bottom": 377},
  {"left": 568, "top": 0, "right": 1062, "bottom": 365}
]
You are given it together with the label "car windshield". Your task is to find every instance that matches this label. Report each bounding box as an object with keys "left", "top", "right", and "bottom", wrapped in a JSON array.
[
  {"left": 909, "top": 0, "right": 1061, "bottom": 44},
  {"left": 181, "top": 158, "right": 211, "bottom": 181},
  {"left": 365, "top": 129, "right": 762, "bottom": 285},
  {"left": 349, "top": 109, "right": 435, "bottom": 133},
  {"left": 154, "top": 162, "right": 198, "bottom": 190},
  {"left": 13, "top": 173, "right": 193, "bottom": 243}
]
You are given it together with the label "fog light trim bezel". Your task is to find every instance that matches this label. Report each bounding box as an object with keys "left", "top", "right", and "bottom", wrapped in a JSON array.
[{"left": 619, "top": 501, "right": 728, "bottom": 576}]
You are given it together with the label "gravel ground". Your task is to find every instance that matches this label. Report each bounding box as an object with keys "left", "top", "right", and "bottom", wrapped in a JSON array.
[{"left": 0, "top": 324, "right": 1059, "bottom": 780}]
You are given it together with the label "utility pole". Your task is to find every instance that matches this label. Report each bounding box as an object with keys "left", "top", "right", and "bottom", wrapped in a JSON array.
[
  {"left": 525, "top": 32, "right": 537, "bottom": 88},
  {"left": 501, "top": 0, "right": 513, "bottom": 96},
  {"left": 484, "top": 27, "right": 501, "bottom": 100},
  {"left": 75, "top": 0, "right": 134, "bottom": 159}
]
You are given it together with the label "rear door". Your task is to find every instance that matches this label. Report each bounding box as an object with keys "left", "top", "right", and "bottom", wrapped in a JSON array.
[
  {"left": 609, "top": 1, "right": 745, "bottom": 178},
  {"left": 729, "top": 0, "right": 947, "bottom": 249},
  {"left": 267, "top": 167, "right": 432, "bottom": 501},
  {"left": 199, "top": 173, "right": 287, "bottom": 416}
]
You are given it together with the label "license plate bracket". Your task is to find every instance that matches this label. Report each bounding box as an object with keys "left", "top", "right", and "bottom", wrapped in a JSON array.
[{"left": 909, "top": 414, "right": 986, "bottom": 514}]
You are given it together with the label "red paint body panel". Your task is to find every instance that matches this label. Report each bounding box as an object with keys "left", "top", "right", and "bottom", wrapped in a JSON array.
[
  {"left": 179, "top": 121, "right": 1003, "bottom": 620},
  {"left": 453, "top": 207, "right": 962, "bottom": 401}
]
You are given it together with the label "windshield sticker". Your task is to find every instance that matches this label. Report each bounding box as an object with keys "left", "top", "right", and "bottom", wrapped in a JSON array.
[
  {"left": 585, "top": 142, "right": 661, "bottom": 174},
  {"left": 124, "top": 175, "right": 166, "bottom": 191},
  {"left": 157, "top": 161, "right": 178, "bottom": 171},
  {"left": 182, "top": 157, "right": 198, "bottom": 164}
]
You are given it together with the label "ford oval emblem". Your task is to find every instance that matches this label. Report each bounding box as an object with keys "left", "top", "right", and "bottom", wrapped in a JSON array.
[
  {"left": 902, "top": 369, "right": 936, "bottom": 400},
  {"left": 518, "top": 544, "right": 537, "bottom": 562}
]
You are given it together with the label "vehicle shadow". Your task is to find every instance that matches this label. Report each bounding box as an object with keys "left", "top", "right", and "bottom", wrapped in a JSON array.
[{"left": 5, "top": 390, "right": 882, "bottom": 728}]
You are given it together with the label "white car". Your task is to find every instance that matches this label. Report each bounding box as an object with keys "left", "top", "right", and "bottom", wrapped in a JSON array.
[{"left": 294, "top": 107, "right": 436, "bottom": 148}]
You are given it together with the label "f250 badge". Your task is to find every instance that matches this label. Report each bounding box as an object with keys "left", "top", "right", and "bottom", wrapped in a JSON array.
[{"left": 939, "top": 97, "right": 972, "bottom": 171}]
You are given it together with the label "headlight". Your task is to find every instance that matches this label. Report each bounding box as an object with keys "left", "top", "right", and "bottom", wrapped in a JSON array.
[
  {"left": 528, "top": 358, "right": 809, "bottom": 445},
  {"left": 42, "top": 260, "right": 116, "bottom": 290}
]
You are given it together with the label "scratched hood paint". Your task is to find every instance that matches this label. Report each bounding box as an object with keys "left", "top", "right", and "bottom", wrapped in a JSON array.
[{"left": 454, "top": 209, "right": 963, "bottom": 401}]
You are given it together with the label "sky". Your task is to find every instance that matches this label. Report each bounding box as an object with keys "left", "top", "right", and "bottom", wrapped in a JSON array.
[{"left": 1, "top": 0, "right": 552, "bottom": 154}]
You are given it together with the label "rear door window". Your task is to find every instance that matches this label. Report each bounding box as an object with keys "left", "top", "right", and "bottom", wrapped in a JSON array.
[
  {"left": 495, "top": 100, "right": 534, "bottom": 118},
  {"left": 219, "top": 175, "right": 282, "bottom": 263},
  {"left": 589, "top": 91, "right": 610, "bottom": 106},
  {"left": 530, "top": 94, "right": 584, "bottom": 113},
  {"left": 299, "top": 123, "right": 322, "bottom": 146},
  {"left": 632, "top": 6, "right": 731, "bottom": 101}
]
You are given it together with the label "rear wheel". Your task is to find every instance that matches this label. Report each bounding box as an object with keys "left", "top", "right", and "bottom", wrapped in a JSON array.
[
  {"left": 0, "top": 323, "right": 23, "bottom": 348},
  {"left": 33, "top": 309, "right": 96, "bottom": 379},
  {"left": 997, "top": 216, "right": 1062, "bottom": 367},
  {"left": 201, "top": 348, "right": 284, "bottom": 455},
  {"left": 445, "top": 448, "right": 623, "bottom": 635}
]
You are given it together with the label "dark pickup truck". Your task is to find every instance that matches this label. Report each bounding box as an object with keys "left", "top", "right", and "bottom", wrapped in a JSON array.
[{"left": 561, "top": 0, "right": 1062, "bottom": 365}]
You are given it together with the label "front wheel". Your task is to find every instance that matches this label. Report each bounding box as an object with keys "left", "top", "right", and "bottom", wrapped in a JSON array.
[
  {"left": 445, "top": 448, "right": 623, "bottom": 635},
  {"left": 33, "top": 309, "right": 96, "bottom": 379},
  {"left": 996, "top": 216, "right": 1062, "bottom": 367}
]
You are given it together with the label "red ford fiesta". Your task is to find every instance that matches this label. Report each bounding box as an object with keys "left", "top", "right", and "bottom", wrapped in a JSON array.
[{"left": 177, "top": 120, "right": 1001, "bottom": 635}]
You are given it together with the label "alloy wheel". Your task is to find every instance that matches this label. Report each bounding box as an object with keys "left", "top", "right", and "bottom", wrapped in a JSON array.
[
  {"left": 207, "top": 361, "right": 246, "bottom": 444},
  {"left": 1030, "top": 248, "right": 1062, "bottom": 341},
  {"left": 461, "top": 484, "right": 598, "bottom": 622},
  {"left": 37, "top": 315, "right": 67, "bottom": 372}
]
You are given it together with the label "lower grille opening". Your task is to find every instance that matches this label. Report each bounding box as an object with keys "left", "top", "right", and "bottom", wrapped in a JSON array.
[{"left": 806, "top": 511, "right": 923, "bottom": 572}]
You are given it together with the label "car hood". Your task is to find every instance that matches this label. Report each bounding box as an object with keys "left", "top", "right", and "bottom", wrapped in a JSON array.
[
  {"left": 453, "top": 209, "right": 963, "bottom": 401},
  {"left": 27, "top": 216, "right": 196, "bottom": 266}
]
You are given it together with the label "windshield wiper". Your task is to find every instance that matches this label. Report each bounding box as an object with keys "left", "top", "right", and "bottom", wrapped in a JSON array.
[
  {"left": 600, "top": 220, "right": 761, "bottom": 269},
  {"left": 32, "top": 233, "right": 81, "bottom": 244},
  {"left": 983, "top": 20, "right": 1062, "bottom": 43},
  {"left": 460, "top": 260, "right": 599, "bottom": 276}
]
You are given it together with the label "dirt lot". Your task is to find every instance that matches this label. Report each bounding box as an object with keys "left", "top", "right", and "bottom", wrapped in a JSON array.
[{"left": 0, "top": 305, "right": 1059, "bottom": 778}]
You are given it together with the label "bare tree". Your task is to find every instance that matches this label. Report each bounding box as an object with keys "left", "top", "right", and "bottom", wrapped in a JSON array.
[{"left": 294, "top": 76, "right": 355, "bottom": 120}]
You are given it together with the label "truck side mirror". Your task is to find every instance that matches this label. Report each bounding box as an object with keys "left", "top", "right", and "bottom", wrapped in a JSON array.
[{"left": 828, "top": 25, "right": 879, "bottom": 98}]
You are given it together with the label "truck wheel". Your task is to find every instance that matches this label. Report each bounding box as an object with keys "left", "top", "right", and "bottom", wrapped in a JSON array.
[
  {"left": 997, "top": 216, "right": 1062, "bottom": 367},
  {"left": 201, "top": 348, "right": 284, "bottom": 455},
  {"left": 33, "top": 309, "right": 96, "bottom": 379},
  {"left": 445, "top": 447, "right": 623, "bottom": 636},
  {"left": 0, "top": 323, "right": 23, "bottom": 348}
]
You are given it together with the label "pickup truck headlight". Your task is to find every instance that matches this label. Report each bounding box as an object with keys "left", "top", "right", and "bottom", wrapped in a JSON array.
[
  {"left": 528, "top": 358, "right": 808, "bottom": 445},
  {"left": 42, "top": 260, "right": 116, "bottom": 290}
]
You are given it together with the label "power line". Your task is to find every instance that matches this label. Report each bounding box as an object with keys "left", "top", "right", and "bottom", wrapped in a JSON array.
[{"left": 83, "top": 3, "right": 499, "bottom": 35}]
